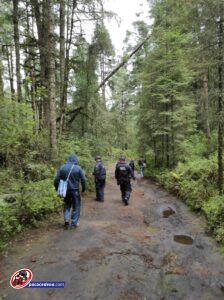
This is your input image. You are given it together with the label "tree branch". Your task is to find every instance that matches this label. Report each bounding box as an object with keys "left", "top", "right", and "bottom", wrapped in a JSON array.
[
  {"left": 56, "top": 106, "right": 83, "bottom": 122},
  {"left": 97, "top": 35, "right": 150, "bottom": 91}
]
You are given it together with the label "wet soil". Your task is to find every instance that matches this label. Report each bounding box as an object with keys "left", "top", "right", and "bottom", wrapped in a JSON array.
[
  {"left": 173, "top": 235, "right": 194, "bottom": 245},
  {"left": 162, "top": 207, "right": 176, "bottom": 218},
  {"left": 0, "top": 167, "right": 224, "bottom": 300}
]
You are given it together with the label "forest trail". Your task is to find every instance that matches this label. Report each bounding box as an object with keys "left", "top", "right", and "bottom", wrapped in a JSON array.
[{"left": 0, "top": 166, "right": 224, "bottom": 300}]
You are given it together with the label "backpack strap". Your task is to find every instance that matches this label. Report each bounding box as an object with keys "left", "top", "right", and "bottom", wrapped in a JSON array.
[{"left": 66, "top": 164, "right": 75, "bottom": 181}]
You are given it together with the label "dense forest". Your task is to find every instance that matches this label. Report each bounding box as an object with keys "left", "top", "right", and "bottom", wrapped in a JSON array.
[{"left": 0, "top": 0, "right": 223, "bottom": 251}]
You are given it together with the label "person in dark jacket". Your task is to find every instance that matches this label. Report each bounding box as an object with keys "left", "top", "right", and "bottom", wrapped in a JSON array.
[
  {"left": 129, "top": 160, "right": 135, "bottom": 172},
  {"left": 115, "top": 156, "right": 135, "bottom": 206},
  {"left": 93, "top": 156, "right": 106, "bottom": 202},
  {"left": 54, "top": 154, "right": 86, "bottom": 229}
]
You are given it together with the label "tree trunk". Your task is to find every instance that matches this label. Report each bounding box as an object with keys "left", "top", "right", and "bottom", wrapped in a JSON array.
[
  {"left": 60, "top": 0, "right": 77, "bottom": 134},
  {"left": 100, "top": 54, "right": 106, "bottom": 106},
  {"left": 171, "top": 96, "right": 175, "bottom": 167},
  {"left": 31, "top": 0, "right": 49, "bottom": 128},
  {"left": 202, "top": 72, "right": 211, "bottom": 154},
  {"left": 59, "top": 0, "right": 65, "bottom": 135},
  {"left": 13, "top": 0, "right": 22, "bottom": 102},
  {"left": 6, "top": 46, "right": 15, "bottom": 101},
  {"left": 161, "top": 135, "right": 165, "bottom": 167},
  {"left": 217, "top": 8, "right": 224, "bottom": 194},
  {"left": 44, "top": 0, "right": 57, "bottom": 158},
  {"left": 31, "top": 0, "right": 57, "bottom": 157},
  {"left": 26, "top": 1, "right": 37, "bottom": 125},
  {"left": 0, "top": 61, "right": 4, "bottom": 99},
  {"left": 165, "top": 103, "right": 170, "bottom": 168},
  {"left": 153, "top": 136, "right": 157, "bottom": 168}
]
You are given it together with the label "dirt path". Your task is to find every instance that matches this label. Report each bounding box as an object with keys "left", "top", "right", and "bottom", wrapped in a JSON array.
[{"left": 0, "top": 167, "right": 224, "bottom": 300}]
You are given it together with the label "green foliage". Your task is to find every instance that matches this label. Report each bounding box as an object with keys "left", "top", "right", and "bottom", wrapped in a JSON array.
[
  {"left": 16, "top": 179, "right": 61, "bottom": 225},
  {"left": 0, "top": 98, "right": 36, "bottom": 166},
  {"left": 0, "top": 205, "right": 20, "bottom": 250},
  {"left": 149, "top": 153, "right": 224, "bottom": 244},
  {"left": 0, "top": 179, "right": 61, "bottom": 250},
  {"left": 178, "top": 133, "right": 217, "bottom": 162},
  {"left": 23, "top": 163, "right": 55, "bottom": 182},
  {"left": 110, "top": 147, "right": 138, "bottom": 162},
  {"left": 0, "top": 169, "right": 23, "bottom": 194},
  {"left": 157, "top": 156, "right": 217, "bottom": 209},
  {"left": 92, "top": 23, "right": 114, "bottom": 56},
  {"left": 202, "top": 196, "right": 224, "bottom": 243},
  {"left": 130, "top": 2, "right": 197, "bottom": 167}
]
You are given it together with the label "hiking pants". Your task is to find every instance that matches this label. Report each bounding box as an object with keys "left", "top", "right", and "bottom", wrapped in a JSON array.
[
  {"left": 95, "top": 181, "right": 105, "bottom": 202},
  {"left": 140, "top": 166, "right": 145, "bottom": 177},
  {"left": 119, "top": 181, "right": 132, "bottom": 204},
  {"left": 64, "top": 190, "right": 81, "bottom": 225}
]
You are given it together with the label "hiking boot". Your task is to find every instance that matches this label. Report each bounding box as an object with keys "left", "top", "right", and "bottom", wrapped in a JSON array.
[
  {"left": 70, "top": 222, "right": 79, "bottom": 229},
  {"left": 70, "top": 225, "right": 76, "bottom": 229},
  {"left": 124, "top": 199, "right": 129, "bottom": 206},
  {"left": 64, "top": 221, "right": 69, "bottom": 229}
]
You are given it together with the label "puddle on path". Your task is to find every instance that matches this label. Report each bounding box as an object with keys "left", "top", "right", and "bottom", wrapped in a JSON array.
[
  {"left": 173, "top": 235, "right": 194, "bottom": 245},
  {"left": 163, "top": 207, "right": 176, "bottom": 218}
]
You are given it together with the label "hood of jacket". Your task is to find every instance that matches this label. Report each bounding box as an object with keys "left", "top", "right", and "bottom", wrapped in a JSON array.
[{"left": 67, "top": 154, "right": 78, "bottom": 165}]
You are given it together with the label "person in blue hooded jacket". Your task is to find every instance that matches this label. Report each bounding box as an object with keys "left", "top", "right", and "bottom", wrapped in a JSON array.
[{"left": 54, "top": 154, "right": 86, "bottom": 229}]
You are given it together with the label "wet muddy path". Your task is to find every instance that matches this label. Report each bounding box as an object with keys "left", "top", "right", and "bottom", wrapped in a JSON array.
[{"left": 0, "top": 167, "right": 224, "bottom": 300}]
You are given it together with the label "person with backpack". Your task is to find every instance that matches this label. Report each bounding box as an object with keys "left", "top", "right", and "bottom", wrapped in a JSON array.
[
  {"left": 54, "top": 154, "right": 86, "bottom": 229},
  {"left": 93, "top": 155, "right": 106, "bottom": 202},
  {"left": 115, "top": 156, "right": 135, "bottom": 206},
  {"left": 129, "top": 159, "right": 135, "bottom": 173}
]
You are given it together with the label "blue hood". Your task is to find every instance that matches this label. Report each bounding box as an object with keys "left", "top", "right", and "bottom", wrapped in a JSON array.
[
  {"left": 54, "top": 154, "right": 86, "bottom": 192},
  {"left": 67, "top": 154, "right": 78, "bottom": 165}
]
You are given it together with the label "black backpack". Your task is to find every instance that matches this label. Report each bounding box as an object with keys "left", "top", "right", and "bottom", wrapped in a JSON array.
[
  {"left": 129, "top": 160, "right": 135, "bottom": 170},
  {"left": 99, "top": 165, "right": 106, "bottom": 181},
  {"left": 117, "top": 164, "right": 130, "bottom": 181},
  {"left": 95, "top": 164, "right": 106, "bottom": 182}
]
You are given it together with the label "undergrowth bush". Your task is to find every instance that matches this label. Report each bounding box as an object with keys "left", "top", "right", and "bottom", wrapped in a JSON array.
[
  {"left": 0, "top": 179, "right": 61, "bottom": 251},
  {"left": 0, "top": 169, "right": 24, "bottom": 194},
  {"left": 16, "top": 179, "right": 61, "bottom": 225},
  {"left": 156, "top": 156, "right": 217, "bottom": 210},
  {"left": 148, "top": 154, "right": 224, "bottom": 244},
  {"left": 202, "top": 196, "right": 224, "bottom": 242}
]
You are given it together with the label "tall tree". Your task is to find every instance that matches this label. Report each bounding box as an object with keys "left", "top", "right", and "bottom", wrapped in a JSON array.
[
  {"left": 0, "top": 61, "right": 4, "bottom": 99},
  {"left": 60, "top": 0, "right": 77, "bottom": 134},
  {"left": 59, "top": 0, "right": 65, "bottom": 134},
  {"left": 31, "top": 0, "right": 57, "bottom": 157},
  {"left": 217, "top": 2, "right": 224, "bottom": 194},
  {"left": 12, "top": 0, "right": 22, "bottom": 102},
  {"left": 44, "top": 0, "right": 57, "bottom": 157}
]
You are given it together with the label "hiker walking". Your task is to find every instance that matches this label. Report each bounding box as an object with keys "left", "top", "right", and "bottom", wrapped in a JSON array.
[
  {"left": 138, "top": 158, "right": 146, "bottom": 177},
  {"left": 115, "top": 156, "right": 135, "bottom": 206},
  {"left": 54, "top": 154, "right": 86, "bottom": 229},
  {"left": 93, "top": 156, "right": 106, "bottom": 202},
  {"left": 129, "top": 159, "right": 135, "bottom": 173}
]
